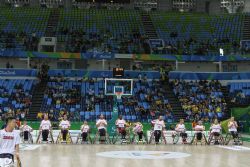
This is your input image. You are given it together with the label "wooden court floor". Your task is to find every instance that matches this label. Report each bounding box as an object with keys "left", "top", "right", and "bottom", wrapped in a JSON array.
[{"left": 20, "top": 143, "right": 250, "bottom": 167}]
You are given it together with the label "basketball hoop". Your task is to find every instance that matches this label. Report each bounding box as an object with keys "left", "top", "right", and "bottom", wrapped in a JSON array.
[{"left": 115, "top": 92, "right": 123, "bottom": 100}]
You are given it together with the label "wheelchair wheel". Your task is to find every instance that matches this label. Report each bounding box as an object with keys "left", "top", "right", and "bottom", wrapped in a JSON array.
[
  {"left": 207, "top": 134, "right": 224, "bottom": 145},
  {"left": 131, "top": 134, "right": 147, "bottom": 144},
  {"left": 148, "top": 130, "right": 166, "bottom": 145},
  {"left": 93, "top": 132, "right": 110, "bottom": 144},
  {"left": 56, "top": 132, "right": 72, "bottom": 144},
  {"left": 76, "top": 133, "right": 92, "bottom": 144},
  {"left": 225, "top": 132, "right": 243, "bottom": 145},
  {"left": 191, "top": 133, "right": 207, "bottom": 145},
  {"left": 172, "top": 134, "right": 180, "bottom": 144}
]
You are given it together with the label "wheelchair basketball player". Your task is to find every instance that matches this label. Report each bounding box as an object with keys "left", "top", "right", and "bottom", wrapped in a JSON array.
[
  {"left": 208, "top": 119, "right": 223, "bottom": 145},
  {"left": 192, "top": 120, "right": 207, "bottom": 145},
  {"left": 151, "top": 116, "right": 166, "bottom": 144},
  {"left": 173, "top": 119, "right": 188, "bottom": 144},
  {"left": 80, "top": 121, "right": 90, "bottom": 144},
  {"left": 38, "top": 114, "right": 53, "bottom": 143},
  {"left": 0, "top": 117, "right": 20, "bottom": 167},
  {"left": 132, "top": 122, "right": 145, "bottom": 143},
  {"left": 225, "top": 117, "right": 242, "bottom": 145},
  {"left": 96, "top": 114, "right": 108, "bottom": 144},
  {"left": 115, "top": 115, "right": 127, "bottom": 142},
  {"left": 20, "top": 120, "right": 33, "bottom": 143},
  {"left": 58, "top": 115, "right": 71, "bottom": 143}
]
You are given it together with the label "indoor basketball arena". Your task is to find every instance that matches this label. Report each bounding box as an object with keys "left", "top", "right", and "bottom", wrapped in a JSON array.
[{"left": 0, "top": 0, "right": 250, "bottom": 167}]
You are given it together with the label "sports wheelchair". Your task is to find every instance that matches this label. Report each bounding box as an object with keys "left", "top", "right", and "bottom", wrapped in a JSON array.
[
  {"left": 190, "top": 131, "right": 208, "bottom": 145},
  {"left": 20, "top": 131, "right": 33, "bottom": 144},
  {"left": 36, "top": 130, "right": 54, "bottom": 144},
  {"left": 207, "top": 132, "right": 224, "bottom": 145},
  {"left": 224, "top": 131, "right": 243, "bottom": 145},
  {"left": 56, "top": 130, "right": 73, "bottom": 144}
]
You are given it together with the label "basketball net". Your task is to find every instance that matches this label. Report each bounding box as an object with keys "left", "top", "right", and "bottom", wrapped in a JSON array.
[{"left": 115, "top": 92, "right": 123, "bottom": 100}]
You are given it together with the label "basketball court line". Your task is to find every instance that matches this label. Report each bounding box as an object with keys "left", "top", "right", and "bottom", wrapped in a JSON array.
[
  {"left": 20, "top": 144, "right": 41, "bottom": 151},
  {"left": 217, "top": 145, "right": 250, "bottom": 151}
]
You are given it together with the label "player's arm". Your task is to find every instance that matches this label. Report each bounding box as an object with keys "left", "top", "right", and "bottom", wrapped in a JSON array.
[
  {"left": 59, "top": 121, "right": 63, "bottom": 129},
  {"left": 103, "top": 120, "right": 107, "bottom": 126},
  {"left": 96, "top": 120, "right": 100, "bottom": 127},
  {"left": 228, "top": 122, "right": 233, "bottom": 128},
  {"left": 175, "top": 124, "right": 179, "bottom": 131},
  {"left": 39, "top": 121, "right": 43, "bottom": 131},
  {"left": 29, "top": 125, "right": 33, "bottom": 132},
  {"left": 15, "top": 144, "right": 20, "bottom": 159},
  {"left": 162, "top": 121, "right": 166, "bottom": 130},
  {"left": 15, "top": 132, "right": 21, "bottom": 159},
  {"left": 19, "top": 125, "right": 24, "bottom": 132},
  {"left": 209, "top": 124, "right": 213, "bottom": 132},
  {"left": 49, "top": 121, "right": 52, "bottom": 131},
  {"left": 234, "top": 121, "right": 238, "bottom": 128},
  {"left": 68, "top": 121, "right": 71, "bottom": 129}
]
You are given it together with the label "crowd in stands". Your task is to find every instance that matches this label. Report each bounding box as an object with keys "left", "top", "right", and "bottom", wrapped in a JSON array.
[
  {"left": 37, "top": 76, "right": 174, "bottom": 122},
  {"left": 0, "top": 31, "right": 39, "bottom": 51},
  {"left": 119, "top": 79, "right": 174, "bottom": 122},
  {"left": 0, "top": 28, "right": 242, "bottom": 55},
  {"left": 230, "top": 91, "right": 250, "bottom": 105},
  {"left": 0, "top": 7, "right": 246, "bottom": 56},
  {"left": 172, "top": 80, "right": 227, "bottom": 122},
  {"left": 0, "top": 81, "right": 35, "bottom": 121},
  {"left": 229, "top": 82, "right": 250, "bottom": 105},
  {"left": 0, "top": 28, "right": 243, "bottom": 56},
  {"left": 58, "top": 29, "right": 150, "bottom": 54},
  {"left": 39, "top": 77, "right": 113, "bottom": 121},
  {"left": 151, "top": 37, "right": 241, "bottom": 56}
]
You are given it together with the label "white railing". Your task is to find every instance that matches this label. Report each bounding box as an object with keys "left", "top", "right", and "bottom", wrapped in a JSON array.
[
  {"left": 134, "top": 0, "right": 158, "bottom": 11},
  {"left": 5, "top": 0, "right": 30, "bottom": 7},
  {"left": 221, "top": 0, "right": 245, "bottom": 13},
  {"left": 39, "top": 0, "right": 64, "bottom": 8},
  {"left": 172, "top": 0, "right": 196, "bottom": 12}
]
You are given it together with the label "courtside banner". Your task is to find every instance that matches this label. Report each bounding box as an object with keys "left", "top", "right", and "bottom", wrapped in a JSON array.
[{"left": 0, "top": 69, "right": 37, "bottom": 77}]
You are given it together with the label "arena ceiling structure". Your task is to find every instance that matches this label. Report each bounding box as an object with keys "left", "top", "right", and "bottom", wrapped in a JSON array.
[{"left": 1, "top": 0, "right": 248, "bottom": 14}]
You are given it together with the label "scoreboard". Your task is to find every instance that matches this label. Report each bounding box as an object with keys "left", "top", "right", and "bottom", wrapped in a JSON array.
[{"left": 113, "top": 68, "right": 124, "bottom": 77}]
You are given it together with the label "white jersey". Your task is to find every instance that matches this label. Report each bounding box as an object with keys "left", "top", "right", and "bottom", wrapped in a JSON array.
[
  {"left": 228, "top": 121, "right": 237, "bottom": 132},
  {"left": 59, "top": 120, "right": 71, "bottom": 129},
  {"left": 116, "top": 119, "right": 126, "bottom": 128},
  {"left": 96, "top": 119, "right": 107, "bottom": 130},
  {"left": 0, "top": 129, "right": 20, "bottom": 155},
  {"left": 153, "top": 120, "right": 165, "bottom": 131},
  {"left": 210, "top": 124, "right": 221, "bottom": 133},
  {"left": 20, "top": 125, "right": 32, "bottom": 132},
  {"left": 176, "top": 124, "right": 186, "bottom": 132},
  {"left": 40, "top": 120, "right": 51, "bottom": 130},
  {"left": 133, "top": 123, "right": 143, "bottom": 133},
  {"left": 195, "top": 125, "right": 204, "bottom": 132},
  {"left": 81, "top": 125, "right": 90, "bottom": 133}
]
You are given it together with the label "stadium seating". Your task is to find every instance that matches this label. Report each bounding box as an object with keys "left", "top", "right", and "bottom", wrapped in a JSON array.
[
  {"left": 172, "top": 80, "right": 226, "bottom": 121},
  {"left": 0, "top": 79, "right": 38, "bottom": 119},
  {"left": 41, "top": 80, "right": 113, "bottom": 121},
  {"left": 150, "top": 12, "right": 244, "bottom": 55},
  {"left": 56, "top": 9, "right": 145, "bottom": 53},
  {"left": 40, "top": 79, "right": 173, "bottom": 122},
  {"left": 0, "top": 7, "right": 50, "bottom": 50},
  {"left": 0, "top": 7, "right": 245, "bottom": 55},
  {"left": 57, "top": 9, "right": 144, "bottom": 39},
  {"left": 228, "top": 82, "right": 250, "bottom": 105},
  {"left": 118, "top": 79, "right": 173, "bottom": 122}
]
